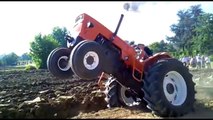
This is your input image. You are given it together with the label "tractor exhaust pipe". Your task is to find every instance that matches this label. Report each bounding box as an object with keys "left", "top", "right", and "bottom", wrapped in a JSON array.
[
  {"left": 110, "top": 2, "right": 130, "bottom": 41},
  {"left": 110, "top": 14, "right": 124, "bottom": 41}
]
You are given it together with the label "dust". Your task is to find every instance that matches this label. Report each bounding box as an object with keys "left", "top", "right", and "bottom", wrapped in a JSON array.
[{"left": 191, "top": 69, "right": 213, "bottom": 100}]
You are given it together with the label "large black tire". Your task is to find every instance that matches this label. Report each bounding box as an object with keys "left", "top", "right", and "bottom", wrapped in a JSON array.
[
  {"left": 69, "top": 40, "right": 90, "bottom": 74},
  {"left": 142, "top": 58, "right": 195, "bottom": 117},
  {"left": 47, "top": 47, "right": 61, "bottom": 70},
  {"left": 70, "top": 41, "right": 104, "bottom": 80},
  {"left": 47, "top": 47, "right": 73, "bottom": 79},
  {"left": 104, "top": 77, "right": 139, "bottom": 108}
]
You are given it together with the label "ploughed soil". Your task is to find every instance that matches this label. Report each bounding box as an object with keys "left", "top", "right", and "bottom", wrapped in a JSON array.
[{"left": 0, "top": 68, "right": 213, "bottom": 119}]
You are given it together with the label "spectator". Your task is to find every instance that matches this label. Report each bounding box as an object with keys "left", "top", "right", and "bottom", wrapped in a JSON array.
[
  {"left": 201, "top": 55, "right": 205, "bottom": 68},
  {"left": 205, "top": 55, "right": 211, "bottom": 69},
  {"left": 190, "top": 56, "right": 197, "bottom": 68},
  {"left": 196, "top": 54, "right": 202, "bottom": 69},
  {"left": 137, "top": 44, "right": 153, "bottom": 57},
  {"left": 182, "top": 56, "right": 189, "bottom": 67}
]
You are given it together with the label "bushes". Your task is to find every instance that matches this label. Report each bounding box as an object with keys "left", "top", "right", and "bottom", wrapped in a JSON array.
[
  {"left": 209, "top": 55, "right": 213, "bottom": 61},
  {"left": 25, "top": 65, "right": 37, "bottom": 71}
]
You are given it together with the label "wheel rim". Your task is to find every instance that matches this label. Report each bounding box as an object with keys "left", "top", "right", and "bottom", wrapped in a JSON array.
[
  {"left": 57, "top": 56, "right": 70, "bottom": 71},
  {"left": 83, "top": 51, "right": 99, "bottom": 70},
  {"left": 163, "top": 71, "right": 187, "bottom": 106},
  {"left": 120, "top": 86, "right": 137, "bottom": 106}
]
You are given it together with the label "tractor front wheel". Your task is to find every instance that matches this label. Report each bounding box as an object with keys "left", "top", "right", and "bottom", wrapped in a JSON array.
[
  {"left": 70, "top": 41, "right": 104, "bottom": 80},
  {"left": 47, "top": 47, "right": 73, "bottom": 78}
]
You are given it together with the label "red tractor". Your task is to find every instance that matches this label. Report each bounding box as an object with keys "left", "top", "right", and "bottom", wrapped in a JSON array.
[{"left": 47, "top": 11, "right": 195, "bottom": 117}]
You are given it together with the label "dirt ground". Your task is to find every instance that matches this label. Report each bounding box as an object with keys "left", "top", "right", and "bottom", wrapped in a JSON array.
[{"left": 0, "top": 68, "right": 213, "bottom": 119}]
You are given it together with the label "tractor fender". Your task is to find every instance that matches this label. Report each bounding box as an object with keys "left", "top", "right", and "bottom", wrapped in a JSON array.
[{"left": 143, "top": 52, "right": 172, "bottom": 72}]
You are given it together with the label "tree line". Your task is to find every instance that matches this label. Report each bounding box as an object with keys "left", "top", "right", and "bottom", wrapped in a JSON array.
[
  {"left": 149, "top": 4, "right": 213, "bottom": 60},
  {"left": 0, "top": 52, "right": 31, "bottom": 66},
  {"left": 0, "top": 27, "right": 67, "bottom": 68}
]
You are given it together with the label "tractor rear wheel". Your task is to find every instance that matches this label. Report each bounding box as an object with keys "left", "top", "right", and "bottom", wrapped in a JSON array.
[
  {"left": 104, "top": 77, "right": 139, "bottom": 108},
  {"left": 142, "top": 58, "right": 195, "bottom": 117},
  {"left": 70, "top": 41, "right": 104, "bottom": 80},
  {"left": 47, "top": 47, "right": 73, "bottom": 79}
]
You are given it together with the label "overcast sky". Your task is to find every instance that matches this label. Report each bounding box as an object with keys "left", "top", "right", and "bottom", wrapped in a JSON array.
[{"left": 0, "top": 1, "right": 213, "bottom": 56}]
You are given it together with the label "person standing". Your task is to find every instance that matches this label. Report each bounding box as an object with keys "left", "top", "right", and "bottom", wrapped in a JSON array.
[
  {"left": 196, "top": 54, "right": 202, "bottom": 69},
  {"left": 205, "top": 55, "right": 211, "bottom": 69}
]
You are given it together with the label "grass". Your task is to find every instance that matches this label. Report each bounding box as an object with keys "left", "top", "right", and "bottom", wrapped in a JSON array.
[
  {"left": 0, "top": 66, "right": 26, "bottom": 72},
  {"left": 0, "top": 63, "right": 37, "bottom": 71},
  {"left": 211, "top": 62, "right": 213, "bottom": 68}
]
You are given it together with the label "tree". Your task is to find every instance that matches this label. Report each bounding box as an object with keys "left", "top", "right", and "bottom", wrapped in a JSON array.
[
  {"left": 149, "top": 40, "right": 175, "bottom": 52},
  {"left": 20, "top": 52, "right": 32, "bottom": 61},
  {"left": 149, "top": 40, "right": 177, "bottom": 57},
  {"left": 30, "top": 33, "right": 60, "bottom": 69},
  {"left": 149, "top": 42, "right": 163, "bottom": 54},
  {"left": 2, "top": 52, "right": 19, "bottom": 66},
  {"left": 193, "top": 13, "right": 213, "bottom": 55},
  {"left": 167, "top": 4, "right": 203, "bottom": 56},
  {"left": 0, "top": 59, "right": 3, "bottom": 66},
  {"left": 52, "top": 27, "right": 69, "bottom": 47}
]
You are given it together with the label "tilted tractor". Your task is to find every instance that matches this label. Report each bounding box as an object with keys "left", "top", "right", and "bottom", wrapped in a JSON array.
[{"left": 47, "top": 11, "right": 196, "bottom": 117}]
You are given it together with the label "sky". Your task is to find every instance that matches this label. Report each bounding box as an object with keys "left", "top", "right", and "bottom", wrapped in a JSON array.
[{"left": 0, "top": 1, "right": 213, "bottom": 56}]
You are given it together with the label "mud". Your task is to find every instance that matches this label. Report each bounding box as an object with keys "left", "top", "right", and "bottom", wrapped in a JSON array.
[
  {"left": 0, "top": 70, "right": 107, "bottom": 118},
  {"left": 0, "top": 69, "right": 212, "bottom": 119}
]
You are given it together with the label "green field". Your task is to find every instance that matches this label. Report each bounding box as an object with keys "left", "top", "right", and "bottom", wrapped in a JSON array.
[{"left": 211, "top": 62, "right": 213, "bottom": 68}]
